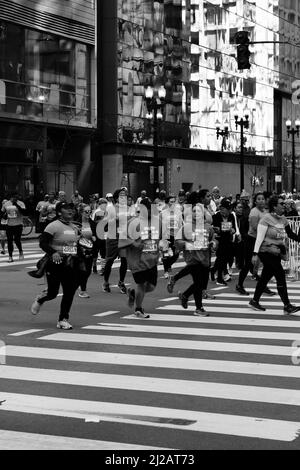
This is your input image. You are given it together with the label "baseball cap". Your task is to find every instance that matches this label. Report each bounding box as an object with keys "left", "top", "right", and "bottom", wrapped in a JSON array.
[
  {"left": 220, "top": 198, "right": 231, "bottom": 210},
  {"left": 106, "top": 193, "right": 113, "bottom": 198},
  {"left": 56, "top": 201, "right": 75, "bottom": 213}
]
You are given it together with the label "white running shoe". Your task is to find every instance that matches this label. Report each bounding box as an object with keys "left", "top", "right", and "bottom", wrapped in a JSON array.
[
  {"left": 78, "top": 291, "right": 90, "bottom": 298},
  {"left": 31, "top": 300, "right": 41, "bottom": 315},
  {"left": 57, "top": 319, "right": 73, "bottom": 330},
  {"left": 135, "top": 308, "right": 150, "bottom": 319}
]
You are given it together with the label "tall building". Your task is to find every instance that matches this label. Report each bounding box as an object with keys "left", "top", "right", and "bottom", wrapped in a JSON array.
[
  {"left": 0, "top": 0, "right": 96, "bottom": 200},
  {"left": 99, "top": 0, "right": 300, "bottom": 196}
]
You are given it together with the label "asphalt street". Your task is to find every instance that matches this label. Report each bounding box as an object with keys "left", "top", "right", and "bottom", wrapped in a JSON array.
[{"left": 0, "top": 241, "right": 300, "bottom": 450}]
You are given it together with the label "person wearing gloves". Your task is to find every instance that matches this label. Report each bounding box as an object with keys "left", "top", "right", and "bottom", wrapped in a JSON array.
[{"left": 249, "top": 195, "right": 300, "bottom": 315}]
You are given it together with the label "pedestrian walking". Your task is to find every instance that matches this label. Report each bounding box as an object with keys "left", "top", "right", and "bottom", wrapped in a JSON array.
[
  {"left": 249, "top": 195, "right": 300, "bottom": 315},
  {"left": 30, "top": 202, "right": 82, "bottom": 330}
]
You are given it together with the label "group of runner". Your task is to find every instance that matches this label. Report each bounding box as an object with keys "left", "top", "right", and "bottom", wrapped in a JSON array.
[{"left": 25, "top": 185, "right": 300, "bottom": 330}]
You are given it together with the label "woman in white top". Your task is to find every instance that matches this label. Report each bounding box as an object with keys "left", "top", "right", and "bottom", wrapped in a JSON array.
[{"left": 2, "top": 193, "right": 26, "bottom": 262}]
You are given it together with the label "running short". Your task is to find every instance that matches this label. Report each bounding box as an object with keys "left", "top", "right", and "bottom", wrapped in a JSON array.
[{"left": 132, "top": 266, "right": 158, "bottom": 286}]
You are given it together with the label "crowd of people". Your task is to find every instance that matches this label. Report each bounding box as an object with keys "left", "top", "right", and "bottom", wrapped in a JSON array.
[{"left": 2, "top": 185, "right": 300, "bottom": 330}]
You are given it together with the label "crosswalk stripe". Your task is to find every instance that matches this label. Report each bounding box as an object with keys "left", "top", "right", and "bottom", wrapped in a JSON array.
[
  {"left": 0, "top": 255, "right": 42, "bottom": 267},
  {"left": 213, "top": 293, "right": 300, "bottom": 301},
  {"left": 182, "top": 299, "right": 299, "bottom": 307},
  {"left": 140, "top": 312, "right": 300, "bottom": 328},
  {"left": 247, "top": 288, "right": 300, "bottom": 294},
  {"left": 86, "top": 322, "right": 300, "bottom": 341},
  {"left": 0, "top": 392, "right": 298, "bottom": 442},
  {"left": 40, "top": 332, "right": 294, "bottom": 356},
  {"left": 93, "top": 311, "right": 120, "bottom": 317},
  {"left": 0, "top": 430, "right": 162, "bottom": 450},
  {"left": 1, "top": 365, "right": 300, "bottom": 406},
  {"left": 9, "top": 329, "right": 44, "bottom": 337},
  {"left": 156, "top": 305, "right": 293, "bottom": 316},
  {"left": 5, "top": 345, "right": 300, "bottom": 378}
]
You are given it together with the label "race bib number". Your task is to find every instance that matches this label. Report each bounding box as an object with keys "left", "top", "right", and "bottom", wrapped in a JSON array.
[
  {"left": 63, "top": 244, "right": 77, "bottom": 255},
  {"left": 8, "top": 210, "right": 17, "bottom": 219},
  {"left": 142, "top": 239, "right": 158, "bottom": 253},
  {"left": 185, "top": 230, "right": 209, "bottom": 250},
  {"left": 276, "top": 230, "right": 286, "bottom": 240},
  {"left": 221, "top": 222, "right": 232, "bottom": 232}
]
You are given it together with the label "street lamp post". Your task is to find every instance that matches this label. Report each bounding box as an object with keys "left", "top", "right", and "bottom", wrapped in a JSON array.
[
  {"left": 286, "top": 119, "right": 300, "bottom": 192},
  {"left": 145, "top": 85, "right": 166, "bottom": 200},
  {"left": 216, "top": 119, "right": 230, "bottom": 152},
  {"left": 234, "top": 111, "right": 250, "bottom": 193}
]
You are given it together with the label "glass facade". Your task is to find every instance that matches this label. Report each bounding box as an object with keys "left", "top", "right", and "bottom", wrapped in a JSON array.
[
  {"left": 0, "top": 21, "right": 91, "bottom": 124},
  {"left": 116, "top": 0, "right": 300, "bottom": 162}
]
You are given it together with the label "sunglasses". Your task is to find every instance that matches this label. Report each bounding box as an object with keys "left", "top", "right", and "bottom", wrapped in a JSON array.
[{"left": 278, "top": 202, "right": 285, "bottom": 206}]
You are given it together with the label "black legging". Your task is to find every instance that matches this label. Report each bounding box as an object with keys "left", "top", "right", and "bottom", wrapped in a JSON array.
[
  {"left": 213, "top": 242, "right": 233, "bottom": 282},
  {"left": 36, "top": 262, "right": 81, "bottom": 321},
  {"left": 6, "top": 225, "right": 23, "bottom": 257},
  {"left": 237, "top": 235, "right": 256, "bottom": 287},
  {"left": 103, "top": 255, "right": 127, "bottom": 284},
  {"left": 182, "top": 264, "right": 210, "bottom": 310},
  {"left": 162, "top": 236, "right": 179, "bottom": 272},
  {"left": 79, "top": 257, "right": 94, "bottom": 291},
  {"left": 174, "top": 263, "right": 210, "bottom": 291},
  {"left": 253, "top": 252, "right": 290, "bottom": 306}
]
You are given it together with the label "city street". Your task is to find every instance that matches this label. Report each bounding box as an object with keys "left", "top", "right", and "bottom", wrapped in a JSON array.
[{"left": 0, "top": 240, "right": 300, "bottom": 450}]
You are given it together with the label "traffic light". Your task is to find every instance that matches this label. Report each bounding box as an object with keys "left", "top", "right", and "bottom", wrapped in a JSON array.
[
  {"left": 237, "top": 45, "right": 251, "bottom": 70},
  {"left": 235, "top": 31, "right": 251, "bottom": 70}
]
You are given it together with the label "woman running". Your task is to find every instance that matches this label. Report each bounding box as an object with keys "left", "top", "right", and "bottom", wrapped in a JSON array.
[
  {"left": 30, "top": 202, "right": 81, "bottom": 330},
  {"left": 249, "top": 195, "right": 300, "bottom": 315}
]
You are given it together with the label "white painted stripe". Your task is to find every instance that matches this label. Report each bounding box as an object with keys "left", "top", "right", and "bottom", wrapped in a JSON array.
[
  {"left": 5, "top": 345, "right": 300, "bottom": 379},
  {"left": 40, "top": 332, "right": 294, "bottom": 356},
  {"left": 9, "top": 330, "right": 44, "bottom": 337},
  {"left": 0, "top": 393, "right": 298, "bottom": 442},
  {"left": 25, "top": 266, "right": 38, "bottom": 269},
  {"left": 158, "top": 304, "right": 294, "bottom": 317},
  {"left": 211, "top": 287, "right": 229, "bottom": 291},
  {"left": 160, "top": 297, "right": 178, "bottom": 302},
  {"left": 0, "top": 255, "right": 42, "bottom": 267},
  {"left": 0, "top": 430, "right": 161, "bottom": 450},
  {"left": 247, "top": 288, "right": 300, "bottom": 294},
  {"left": 1, "top": 366, "right": 300, "bottom": 407},
  {"left": 196, "top": 299, "right": 291, "bottom": 307},
  {"left": 144, "top": 311, "right": 300, "bottom": 328},
  {"left": 214, "top": 293, "right": 300, "bottom": 301},
  {"left": 93, "top": 311, "right": 120, "bottom": 317},
  {"left": 88, "top": 322, "right": 300, "bottom": 341}
]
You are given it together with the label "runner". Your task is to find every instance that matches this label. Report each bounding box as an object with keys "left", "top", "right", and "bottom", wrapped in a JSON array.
[
  {"left": 175, "top": 204, "right": 217, "bottom": 316},
  {"left": 161, "top": 195, "right": 183, "bottom": 279},
  {"left": 2, "top": 192, "right": 26, "bottom": 263},
  {"left": 249, "top": 195, "right": 300, "bottom": 315},
  {"left": 236, "top": 192, "right": 275, "bottom": 296},
  {"left": 211, "top": 198, "right": 236, "bottom": 286},
  {"left": 77, "top": 204, "right": 94, "bottom": 298},
  {"left": 120, "top": 198, "right": 161, "bottom": 319},
  {"left": 30, "top": 202, "right": 81, "bottom": 330},
  {"left": 90, "top": 198, "right": 108, "bottom": 275},
  {"left": 102, "top": 188, "right": 128, "bottom": 294}
]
